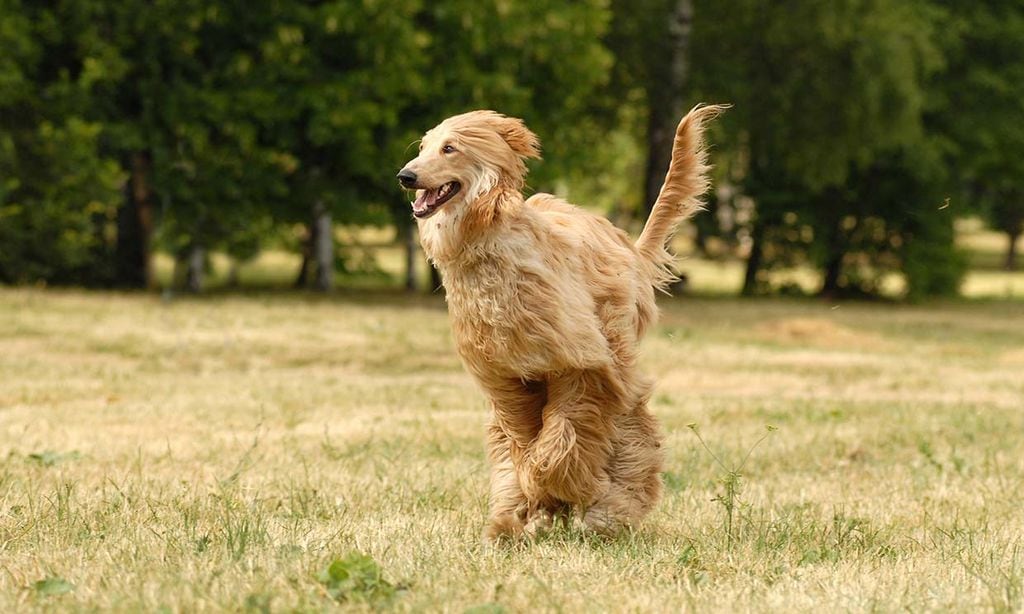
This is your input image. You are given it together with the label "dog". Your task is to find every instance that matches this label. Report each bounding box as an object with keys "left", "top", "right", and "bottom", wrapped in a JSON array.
[{"left": 398, "top": 105, "right": 724, "bottom": 540}]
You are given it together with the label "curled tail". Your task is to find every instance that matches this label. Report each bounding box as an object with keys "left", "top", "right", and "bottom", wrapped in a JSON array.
[{"left": 636, "top": 103, "right": 727, "bottom": 291}]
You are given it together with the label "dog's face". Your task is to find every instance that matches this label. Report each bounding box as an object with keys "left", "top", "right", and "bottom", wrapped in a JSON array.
[{"left": 398, "top": 110, "right": 540, "bottom": 220}]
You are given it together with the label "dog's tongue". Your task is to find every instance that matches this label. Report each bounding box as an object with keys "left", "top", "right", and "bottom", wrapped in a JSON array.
[{"left": 413, "top": 188, "right": 438, "bottom": 215}]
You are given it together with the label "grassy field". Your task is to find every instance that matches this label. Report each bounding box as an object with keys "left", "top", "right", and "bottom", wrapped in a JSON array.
[{"left": 1, "top": 289, "right": 1023, "bottom": 612}]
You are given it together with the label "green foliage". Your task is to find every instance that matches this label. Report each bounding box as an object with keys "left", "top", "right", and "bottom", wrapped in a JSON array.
[
  {"left": 903, "top": 205, "right": 968, "bottom": 301},
  {"left": 0, "top": 0, "right": 1018, "bottom": 294},
  {"left": 0, "top": 0, "right": 615, "bottom": 285},
  {"left": 250, "top": 0, "right": 424, "bottom": 225},
  {"left": 931, "top": 0, "right": 1024, "bottom": 268},
  {"left": 693, "top": 0, "right": 942, "bottom": 189},
  {"left": 0, "top": 122, "right": 123, "bottom": 284},
  {"left": 682, "top": 0, "right": 967, "bottom": 297},
  {"left": 317, "top": 552, "right": 402, "bottom": 605},
  {"left": 32, "top": 576, "right": 74, "bottom": 597},
  {"left": 0, "top": 0, "right": 125, "bottom": 285}
]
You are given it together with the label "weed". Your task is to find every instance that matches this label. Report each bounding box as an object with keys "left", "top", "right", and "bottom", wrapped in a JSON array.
[
  {"left": 317, "top": 552, "right": 404, "bottom": 605},
  {"left": 687, "top": 423, "right": 776, "bottom": 547}
]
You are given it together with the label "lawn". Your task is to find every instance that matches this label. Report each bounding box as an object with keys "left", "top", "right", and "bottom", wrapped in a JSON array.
[{"left": 1, "top": 289, "right": 1022, "bottom": 612}]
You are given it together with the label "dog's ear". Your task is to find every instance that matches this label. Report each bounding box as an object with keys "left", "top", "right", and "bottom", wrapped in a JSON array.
[{"left": 495, "top": 116, "right": 541, "bottom": 160}]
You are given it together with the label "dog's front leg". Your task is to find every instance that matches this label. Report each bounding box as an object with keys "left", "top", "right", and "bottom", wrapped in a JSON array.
[{"left": 480, "top": 378, "right": 545, "bottom": 541}]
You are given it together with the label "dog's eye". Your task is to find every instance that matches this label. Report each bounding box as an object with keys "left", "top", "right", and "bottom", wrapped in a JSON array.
[{"left": 442, "top": 144, "right": 456, "bottom": 154}]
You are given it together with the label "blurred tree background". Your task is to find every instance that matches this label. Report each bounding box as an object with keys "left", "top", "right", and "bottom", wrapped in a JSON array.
[{"left": 1, "top": 0, "right": 1022, "bottom": 298}]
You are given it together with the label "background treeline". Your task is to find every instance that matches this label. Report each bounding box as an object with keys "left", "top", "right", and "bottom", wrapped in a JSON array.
[{"left": 1, "top": 0, "right": 1022, "bottom": 298}]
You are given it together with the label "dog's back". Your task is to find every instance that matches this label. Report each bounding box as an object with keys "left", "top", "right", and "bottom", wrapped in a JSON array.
[{"left": 525, "top": 193, "right": 661, "bottom": 349}]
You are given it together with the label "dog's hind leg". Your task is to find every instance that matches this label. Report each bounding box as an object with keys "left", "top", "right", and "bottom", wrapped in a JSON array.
[
  {"left": 522, "top": 369, "right": 622, "bottom": 507},
  {"left": 579, "top": 399, "right": 664, "bottom": 535}
]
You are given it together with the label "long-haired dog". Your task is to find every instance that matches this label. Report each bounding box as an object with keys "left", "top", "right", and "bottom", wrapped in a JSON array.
[{"left": 398, "top": 105, "right": 725, "bottom": 540}]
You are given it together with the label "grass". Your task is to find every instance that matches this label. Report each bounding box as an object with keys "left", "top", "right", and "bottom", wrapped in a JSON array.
[{"left": 1, "top": 288, "right": 1023, "bottom": 612}]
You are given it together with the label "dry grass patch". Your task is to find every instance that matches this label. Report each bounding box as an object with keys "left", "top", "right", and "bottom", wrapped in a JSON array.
[
  {"left": 753, "top": 317, "right": 893, "bottom": 351},
  {"left": 1, "top": 289, "right": 1022, "bottom": 612}
]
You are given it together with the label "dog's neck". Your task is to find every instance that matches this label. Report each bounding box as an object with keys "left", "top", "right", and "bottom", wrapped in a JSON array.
[{"left": 417, "top": 182, "right": 524, "bottom": 268}]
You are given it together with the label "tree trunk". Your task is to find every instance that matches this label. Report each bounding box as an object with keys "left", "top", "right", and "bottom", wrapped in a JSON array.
[
  {"left": 227, "top": 259, "right": 241, "bottom": 288},
  {"left": 1006, "top": 230, "right": 1020, "bottom": 271},
  {"left": 294, "top": 226, "right": 311, "bottom": 288},
  {"left": 821, "top": 252, "right": 844, "bottom": 296},
  {"left": 115, "top": 151, "right": 155, "bottom": 288},
  {"left": 820, "top": 210, "right": 849, "bottom": 297},
  {"left": 185, "top": 244, "right": 204, "bottom": 293},
  {"left": 643, "top": 0, "right": 693, "bottom": 217},
  {"left": 312, "top": 201, "right": 333, "bottom": 291},
  {"left": 742, "top": 219, "right": 765, "bottom": 296}
]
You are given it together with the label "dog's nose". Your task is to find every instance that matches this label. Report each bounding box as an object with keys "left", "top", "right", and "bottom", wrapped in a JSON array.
[{"left": 397, "top": 168, "right": 418, "bottom": 188}]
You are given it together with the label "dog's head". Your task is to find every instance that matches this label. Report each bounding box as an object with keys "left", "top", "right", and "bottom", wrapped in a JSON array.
[{"left": 397, "top": 110, "right": 540, "bottom": 220}]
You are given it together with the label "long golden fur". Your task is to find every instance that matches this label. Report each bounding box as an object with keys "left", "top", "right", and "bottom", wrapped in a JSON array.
[{"left": 398, "top": 105, "right": 725, "bottom": 540}]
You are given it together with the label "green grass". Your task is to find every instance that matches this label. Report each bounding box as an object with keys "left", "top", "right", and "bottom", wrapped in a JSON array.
[{"left": 1, "top": 289, "right": 1023, "bottom": 612}]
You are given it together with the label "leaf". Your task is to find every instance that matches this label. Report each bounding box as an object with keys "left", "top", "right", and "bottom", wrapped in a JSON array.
[
  {"left": 317, "top": 552, "right": 402, "bottom": 604},
  {"left": 33, "top": 576, "right": 74, "bottom": 596}
]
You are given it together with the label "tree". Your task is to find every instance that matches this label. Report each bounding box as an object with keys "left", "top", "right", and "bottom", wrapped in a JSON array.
[
  {"left": 607, "top": 0, "right": 694, "bottom": 219},
  {"left": 0, "top": 0, "right": 125, "bottom": 285},
  {"left": 99, "top": 0, "right": 292, "bottom": 291},
  {"left": 686, "top": 0, "right": 961, "bottom": 298},
  {"left": 931, "top": 0, "right": 1024, "bottom": 271},
  {"left": 237, "top": 0, "right": 425, "bottom": 290},
  {"left": 0, "top": 0, "right": 294, "bottom": 289},
  {"left": 992, "top": 196, "right": 1024, "bottom": 271}
]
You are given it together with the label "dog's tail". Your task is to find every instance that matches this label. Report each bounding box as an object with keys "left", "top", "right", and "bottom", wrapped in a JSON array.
[{"left": 636, "top": 104, "right": 727, "bottom": 291}]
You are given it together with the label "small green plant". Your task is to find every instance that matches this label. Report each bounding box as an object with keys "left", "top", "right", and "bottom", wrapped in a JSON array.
[
  {"left": 464, "top": 604, "right": 507, "bottom": 614},
  {"left": 32, "top": 576, "right": 74, "bottom": 597},
  {"left": 243, "top": 592, "right": 272, "bottom": 613},
  {"left": 317, "top": 552, "right": 403, "bottom": 605},
  {"left": 687, "top": 423, "right": 777, "bottom": 548},
  {"left": 27, "top": 450, "right": 81, "bottom": 467}
]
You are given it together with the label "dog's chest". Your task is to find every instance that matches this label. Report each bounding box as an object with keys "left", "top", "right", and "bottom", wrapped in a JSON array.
[
  {"left": 446, "top": 259, "right": 518, "bottom": 338},
  {"left": 444, "top": 258, "right": 546, "bottom": 376}
]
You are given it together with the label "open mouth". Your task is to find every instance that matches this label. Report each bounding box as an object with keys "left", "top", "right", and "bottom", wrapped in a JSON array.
[{"left": 412, "top": 181, "right": 461, "bottom": 219}]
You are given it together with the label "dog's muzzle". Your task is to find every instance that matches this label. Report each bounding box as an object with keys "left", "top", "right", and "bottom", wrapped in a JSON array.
[{"left": 397, "top": 168, "right": 418, "bottom": 189}]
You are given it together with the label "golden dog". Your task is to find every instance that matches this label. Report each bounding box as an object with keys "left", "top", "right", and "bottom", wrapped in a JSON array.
[{"left": 398, "top": 105, "right": 724, "bottom": 540}]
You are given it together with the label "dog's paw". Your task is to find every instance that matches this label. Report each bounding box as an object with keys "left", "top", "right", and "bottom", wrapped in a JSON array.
[
  {"left": 576, "top": 505, "right": 627, "bottom": 538},
  {"left": 482, "top": 514, "right": 526, "bottom": 543},
  {"left": 523, "top": 508, "right": 554, "bottom": 539}
]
